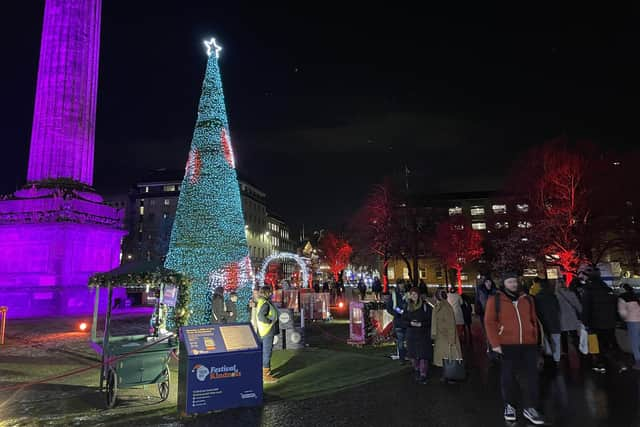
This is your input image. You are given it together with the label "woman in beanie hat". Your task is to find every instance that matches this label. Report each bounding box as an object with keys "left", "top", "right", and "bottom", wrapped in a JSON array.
[{"left": 401, "top": 287, "right": 433, "bottom": 383}]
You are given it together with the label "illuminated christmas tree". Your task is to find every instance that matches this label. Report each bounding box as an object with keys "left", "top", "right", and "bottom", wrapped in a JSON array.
[{"left": 165, "top": 38, "right": 252, "bottom": 327}]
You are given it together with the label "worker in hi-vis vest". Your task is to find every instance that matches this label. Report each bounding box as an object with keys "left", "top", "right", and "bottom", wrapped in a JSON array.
[{"left": 257, "top": 286, "right": 280, "bottom": 383}]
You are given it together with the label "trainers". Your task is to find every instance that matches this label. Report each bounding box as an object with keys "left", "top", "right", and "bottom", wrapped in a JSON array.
[
  {"left": 504, "top": 404, "right": 517, "bottom": 422},
  {"left": 523, "top": 408, "right": 545, "bottom": 425}
]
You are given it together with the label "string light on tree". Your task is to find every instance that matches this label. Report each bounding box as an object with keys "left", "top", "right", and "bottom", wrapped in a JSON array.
[{"left": 165, "top": 37, "right": 252, "bottom": 325}]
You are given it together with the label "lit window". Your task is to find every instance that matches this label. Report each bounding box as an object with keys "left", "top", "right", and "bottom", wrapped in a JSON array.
[
  {"left": 472, "top": 222, "right": 487, "bottom": 230},
  {"left": 419, "top": 268, "right": 426, "bottom": 279},
  {"left": 470, "top": 206, "right": 485, "bottom": 216},
  {"left": 139, "top": 206, "right": 144, "bottom": 215},
  {"left": 164, "top": 199, "right": 170, "bottom": 206},
  {"left": 517, "top": 204, "right": 529, "bottom": 213},
  {"left": 449, "top": 206, "right": 463, "bottom": 216},
  {"left": 460, "top": 274, "right": 469, "bottom": 282},
  {"left": 492, "top": 204, "right": 507, "bottom": 214},
  {"left": 144, "top": 186, "right": 149, "bottom": 193},
  {"left": 495, "top": 222, "right": 509, "bottom": 229},
  {"left": 163, "top": 185, "right": 176, "bottom": 192},
  {"left": 517, "top": 221, "right": 532, "bottom": 228},
  {"left": 403, "top": 268, "right": 410, "bottom": 279},
  {"left": 388, "top": 268, "right": 395, "bottom": 280}
]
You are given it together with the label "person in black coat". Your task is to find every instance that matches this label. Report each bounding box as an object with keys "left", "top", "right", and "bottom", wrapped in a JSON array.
[
  {"left": 402, "top": 287, "right": 433, "bottom": 383},
  {"left": 582, "top": 269, "right": 624, "bottom": 372},
  {"left": 386, "top": 282, "right": 408, "bottom": 362},
  {"left": 357, "top": 279, "right": 367, "bottom": 301},
  {"left": 534, "top": 279, "right": 562, "bottom": 363},
  {"left": 419, "top": 279, "right": 429, "bottom": 298},
  {"left": 461, "top": 294, "right": 473, "bottom": 345}
]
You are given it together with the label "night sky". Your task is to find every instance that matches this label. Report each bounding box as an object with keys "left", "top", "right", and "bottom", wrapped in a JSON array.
[{"left": 1, "top": 2, "right": 639, "bottom": 231}]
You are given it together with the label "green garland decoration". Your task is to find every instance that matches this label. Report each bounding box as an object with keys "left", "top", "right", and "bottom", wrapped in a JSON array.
[{"left": 89, "top": 270, "right": 192, "bottom": 331}]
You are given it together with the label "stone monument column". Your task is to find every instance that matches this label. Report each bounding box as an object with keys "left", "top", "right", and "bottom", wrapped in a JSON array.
[{"left": 27, "top": 0, "right": 102, "bottom": 186}]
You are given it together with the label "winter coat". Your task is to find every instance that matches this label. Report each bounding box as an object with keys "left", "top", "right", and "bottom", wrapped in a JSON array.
[
  {"left": 419, "top": 281, "right": 429, "bottom": 296},
  {"left": 582, "top": 280, "right": 618, "bottom": 330},
  {"left": 535, "top": 287, "right": 561, "bottom": 334},
  {"left": 226, "top": 300, "right": 238, "bottom": 323},
  {"left": 386, "top": 288, "right": 408, "bottom": 329},
  {"left": 402, "top": 302, "right": 433, "bottom": 361},
  {"left": 461, "top": 295, "right": 473, "bottom": 326},
  {"left": 475, "top": 283, "right": 496, "bottom": 318},
  {"left": 556, "top": 287, "right": 583, "bottom": 331},
  {"left": 447, "top": 292, "right": 465, "bottom": 326},
  {"left": 431, "top": 301, "right": 462, "bottom": 367},
  {"left": 212, "top": 294, "right": 226, "bottom": 323},
  {"left": 484, "top": 290, "right": 539, "bottom": 348},
  {"left": 618, "top": 292, "right": 640, "bottom": 323}
]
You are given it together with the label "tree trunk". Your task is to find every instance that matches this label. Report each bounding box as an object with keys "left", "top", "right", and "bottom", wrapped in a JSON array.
[
  {"left": 456, "top": 267, "right": 462, "bottom": 295},
  {"left": 382, "top": 257, "right": 389, "bottom": 293},
  {"left": 400, "top": 254, "right": 414, "bottom": 284}
]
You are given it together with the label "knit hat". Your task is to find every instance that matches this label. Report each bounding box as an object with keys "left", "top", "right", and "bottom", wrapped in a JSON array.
[{"left": 500, "top": 271, "right": 519, "bottom": 283}]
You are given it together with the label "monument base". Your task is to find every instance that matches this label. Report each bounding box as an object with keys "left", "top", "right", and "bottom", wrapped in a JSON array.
[{"left": 0, "top": 185, "right": 126, "bottom": 318}]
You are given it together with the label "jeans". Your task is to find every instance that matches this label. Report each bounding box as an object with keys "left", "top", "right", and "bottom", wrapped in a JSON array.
[
  {"left": 262, "top": 334, "right": 274, "bottom": 369},
  {"left": 627, "top": 322, "right": 640, "bottom": 363},
  {"left": 501, "top": 345, "right": 539, "bottom": 409},
  {"left": 395, "top": 328, "right": 407, "bottom": 361}
]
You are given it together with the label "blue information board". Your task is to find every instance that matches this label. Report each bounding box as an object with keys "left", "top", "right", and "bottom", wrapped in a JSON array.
[{"left": 178, "top": 323, "right": 263, "bottom": 415}]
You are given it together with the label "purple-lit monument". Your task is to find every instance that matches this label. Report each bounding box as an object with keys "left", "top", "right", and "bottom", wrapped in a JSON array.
[{"left": 0, "top": 0, "right": 125, "bottom": 318}]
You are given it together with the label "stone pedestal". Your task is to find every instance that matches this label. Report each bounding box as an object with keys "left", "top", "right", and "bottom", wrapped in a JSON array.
[{"left": 0, "top": 186, "right": 125, "bottom": 318}]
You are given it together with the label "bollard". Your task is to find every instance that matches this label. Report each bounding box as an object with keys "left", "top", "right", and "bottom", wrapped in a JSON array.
[{"left": 0, "top": 306, "right": 7, "bottom": 345}]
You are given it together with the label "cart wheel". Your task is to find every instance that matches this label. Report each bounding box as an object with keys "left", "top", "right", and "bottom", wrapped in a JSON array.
[
  {"left": 158, "top": 368, "right": 170, "bottom": 401},
  {"left": 106, "top": 367, "right": 118, "bottom": 409}
]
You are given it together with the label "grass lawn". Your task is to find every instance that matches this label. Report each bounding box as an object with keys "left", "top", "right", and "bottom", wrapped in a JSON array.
[{"left": 0, "top": 317, "right": 404, "bottom": 426}]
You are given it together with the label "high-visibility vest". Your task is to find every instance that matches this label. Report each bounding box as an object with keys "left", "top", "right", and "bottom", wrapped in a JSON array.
[{"left": 256, "top": 297, "right": 277, "bottom": 337}]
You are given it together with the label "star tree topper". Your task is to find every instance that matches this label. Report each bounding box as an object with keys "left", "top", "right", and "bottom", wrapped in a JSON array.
[{"left": 204, "top": 38, "right": 222, "bottom": 58}]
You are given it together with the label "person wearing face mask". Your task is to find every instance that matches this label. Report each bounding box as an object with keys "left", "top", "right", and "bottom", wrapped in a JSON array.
[{"left": 484, "top": 272, "right": 546, "bottom": 425}]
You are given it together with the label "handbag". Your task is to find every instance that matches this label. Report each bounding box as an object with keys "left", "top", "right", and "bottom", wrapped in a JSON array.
[
  {"left": 588, "top": 333, "right": 600, "bottom": 355},
  {"left": 578, "top": 323, "right": 589, "bottom": 355},
  {"left": 442, "top": 344, "right": 466, "bottom": 381}
]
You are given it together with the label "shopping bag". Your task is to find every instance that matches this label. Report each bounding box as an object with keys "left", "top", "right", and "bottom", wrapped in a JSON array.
[
  {"left": 442, "top": 358, "right": 466, "bottom": 381},
  {"left": 588, "top": 333, "right": 600, "bottom": 355},
  {"left": 542, "top": 335, "right": 553, "bottom": 356},
  {"left": 442, "top": 344, "right": 466, "bottom": 381},
  {"left": 578, "top": 324, "right": 589, "bottom": 355}
]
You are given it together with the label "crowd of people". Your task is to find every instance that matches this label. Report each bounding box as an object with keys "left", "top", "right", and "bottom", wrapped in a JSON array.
[{"left": 384, "top": 268, "right": 640, "bottom": 425}]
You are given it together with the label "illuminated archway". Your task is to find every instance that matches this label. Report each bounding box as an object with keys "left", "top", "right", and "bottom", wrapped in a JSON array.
[{"left": 258, "top": 252, "right": 310, "bottom": 288}]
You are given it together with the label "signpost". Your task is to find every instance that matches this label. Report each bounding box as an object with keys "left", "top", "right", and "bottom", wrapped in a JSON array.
[{"left": 178, "top": 323, "right": 263, "bottom": 415}]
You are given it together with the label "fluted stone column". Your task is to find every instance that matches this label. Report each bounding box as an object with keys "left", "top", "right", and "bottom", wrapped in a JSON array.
[{"left": 27, "top": 0, "right": 101, "bottom": 186}]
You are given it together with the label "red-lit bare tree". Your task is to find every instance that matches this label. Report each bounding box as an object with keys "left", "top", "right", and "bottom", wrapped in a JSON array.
[
  {"left": 432, "top": 216, "right": 484, "bottom": 294},
  {"left": 349, "top": 181, "right": 397, "bottom": 292},
  {"left": 320, "top": 232, "right": 353, "bottom": 282},
  {"left": 506, "top": 137, "right": 635, "bottom": 283}
]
